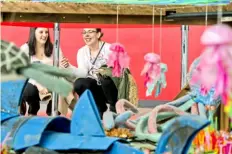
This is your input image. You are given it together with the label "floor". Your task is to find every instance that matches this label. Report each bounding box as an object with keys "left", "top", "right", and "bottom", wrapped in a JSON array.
[{"left": 36, "top": 103, "right": 153, "bottom": 119}]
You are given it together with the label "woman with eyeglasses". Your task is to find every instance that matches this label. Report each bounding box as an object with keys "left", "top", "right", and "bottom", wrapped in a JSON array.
[{"left": 61, "top": 28, "right": 118, "bottom": 118}]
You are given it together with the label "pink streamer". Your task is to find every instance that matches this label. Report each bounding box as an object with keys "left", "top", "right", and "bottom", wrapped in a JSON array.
[
  {"left": 0, "top": 133, "right": 10, "bottom": 150},
  {"left": 141, "top": 53, "right": 161, "bottom": 86},
  {"left": 107, "top": 43, "right": 130, "bottom": 77}
]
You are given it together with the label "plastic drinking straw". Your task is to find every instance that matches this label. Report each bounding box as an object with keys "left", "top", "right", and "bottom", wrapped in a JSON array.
[
  {"left": 230, "top": 118, "right": 232, "bottom": 129},
  {"left": 228, "top": 142, "right": 232, "bottom": 154},
  {"left": 225, "top": 142, "right": 231, "bottom": 154},
  {"left": 0, "top": 133, "right": 10, "bottom": 149},
  {"left": 205, "top": 131, "right": 211, "bottom": 151},
  {"left": 219, "top": 144, "right": 223, "bottom": 154}
]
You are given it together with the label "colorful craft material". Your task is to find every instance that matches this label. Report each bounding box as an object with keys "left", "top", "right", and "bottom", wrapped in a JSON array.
[{"left": 192, "top": 128, "right": 232, "bottom": 154}]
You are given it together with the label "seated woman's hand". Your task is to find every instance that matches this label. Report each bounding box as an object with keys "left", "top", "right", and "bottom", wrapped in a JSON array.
[
  {"left": 60, "top": 57, "right": 69, "bottom": 68},
  {"left": 94, "top": 68, "right": 104, "bottom": 74},
  {"left": 39, "top": 88, "right": 49, "bottom": 95}
]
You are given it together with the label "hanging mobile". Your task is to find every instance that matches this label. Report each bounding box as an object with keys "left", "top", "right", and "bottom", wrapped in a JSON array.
[
  {"left": 141, "top": 7, "right": 167, "bottom": 97},
  {"left": 107, "top": 5, "right": 130, "bottom": 77}
]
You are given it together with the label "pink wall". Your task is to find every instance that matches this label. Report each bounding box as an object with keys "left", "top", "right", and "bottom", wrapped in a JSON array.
[{"left": 1, "top": 24, "right": 205, "bottom": 101}]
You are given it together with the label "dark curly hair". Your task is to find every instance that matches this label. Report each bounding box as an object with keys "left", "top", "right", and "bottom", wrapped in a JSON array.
[{"left": 28, "top": 27, "right": 53, "bottom": 57}]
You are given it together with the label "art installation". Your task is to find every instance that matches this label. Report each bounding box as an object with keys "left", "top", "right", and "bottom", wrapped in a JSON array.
[
  {"left": 190, "top": 24, "right": 232, "bottom": 117},
  {"left": 107, "top": 43, "right": 130, "bottom": 77},
  {"left": 1, "top": 0, "right": 232, "bottom": 152},
  {"left": 141, "top": 53, "right": 167, "bottom": 97}
]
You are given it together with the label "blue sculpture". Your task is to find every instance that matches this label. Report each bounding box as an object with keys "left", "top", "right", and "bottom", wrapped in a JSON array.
[
  {"left": 155, "top": 115, "right": 210, "bottom": 154},
  {"left": 1, "top": 79, "right": 143, "bottom": 154}
]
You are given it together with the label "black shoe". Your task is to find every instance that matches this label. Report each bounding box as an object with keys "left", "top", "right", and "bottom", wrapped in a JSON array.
[
  {"left": 19, "top": 100, "right": 27, "bottom": 115},
  {"left": 109, "top": 105, "right": 116, "bottom": 113}
]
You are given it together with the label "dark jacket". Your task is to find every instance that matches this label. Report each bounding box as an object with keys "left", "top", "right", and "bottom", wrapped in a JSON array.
[{"left": 98, "top": 66, "right": 139, "bottom": 106}]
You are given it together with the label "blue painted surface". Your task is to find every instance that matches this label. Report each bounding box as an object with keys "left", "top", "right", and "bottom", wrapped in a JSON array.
[
  {"left": 13, "top": 117, "right": 71, "bottom": 150},
  {"left": 1, "top": 80, "right": 142, "bottom": 153},
  {"left": 105, "top": 142, "right": 143, "bottom": 154},
  {"left": 155, "top": 115, "right": 210, "bottom": 154},
  {"left": 39, "top": 131, "right": 120, "bottom": 150},
  {"left": 1, "top": 116, "right": 19, "bottom": 143},
  {"left": 1, "top": 112, "right": 19, "bottom": 122},
  {"left": 71, "top": 90, "right": 105, "bottom": 137},
  {"left": 1, "top": 80, "right": 27, "bottom": 115}
]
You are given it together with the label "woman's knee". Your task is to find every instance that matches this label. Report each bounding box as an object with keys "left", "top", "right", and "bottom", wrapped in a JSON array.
[
  {"left": 101, "top": 78, "right": 118, "bottom": 99},
  {"left": 74, "top": 78, "right": 97, "bottom": 93},
  {"left": 101, "top": 77, "right": 116, "bottom": 87},
  {"left": 28, "top": 102, "right": 40, "bottom": 115},
  {"left": 23, "top": 83, "right": 40, "bottom": 102}
]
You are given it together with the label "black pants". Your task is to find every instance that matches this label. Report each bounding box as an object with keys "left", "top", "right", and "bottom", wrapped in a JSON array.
[
  {"left": 73, "top": 77, "right": 118, "bottom": 117},
  {"left": 22, "top": 82, "right": 52, "bottom": 115}
]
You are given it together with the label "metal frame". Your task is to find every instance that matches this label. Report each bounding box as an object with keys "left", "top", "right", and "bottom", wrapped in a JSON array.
[
  {"left": 181, "top": 25, "right": 189, "bottom": 89},
  {"left": 52, "top": 23, "right": 60, "bottom": 116}
]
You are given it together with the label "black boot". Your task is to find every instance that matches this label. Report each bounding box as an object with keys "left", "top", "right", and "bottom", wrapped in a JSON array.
[
  {"left": 46, "top": 100, "right": 61, "bottom": 116},
  {"left": 109, "top": 105, "right": 116, "bottom": 113},
  {"left": 19, "top": 100, "right": 27, "bottom": 115}
]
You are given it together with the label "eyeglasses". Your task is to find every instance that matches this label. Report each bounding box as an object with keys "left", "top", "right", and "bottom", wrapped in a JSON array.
[{"left": 81, "top": 30, "right": 97, "bottom": 35}]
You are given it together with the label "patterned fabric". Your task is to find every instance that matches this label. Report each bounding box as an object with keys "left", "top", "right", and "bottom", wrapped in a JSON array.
[
  {"left": 128, "top": 74, "right": 139, "bottom": 107},
  {"left": 89, "top": 51, "right": 107, "bottom": 78},
  {"left": 1, "top": 40, "right": 29, "bottom": 77},
  {"left": 77, "top": 41, "right": 111, "bottom": 80}
]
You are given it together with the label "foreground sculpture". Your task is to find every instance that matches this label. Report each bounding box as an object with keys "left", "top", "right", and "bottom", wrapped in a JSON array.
[
  {"left": 1, "top": 80, "right": 143, "bottom": 154},
  {"left": 1, "top": 40, "right": 212, "bottom": 154}
]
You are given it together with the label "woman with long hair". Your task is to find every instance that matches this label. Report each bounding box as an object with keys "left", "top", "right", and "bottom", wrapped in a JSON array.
[{"left": 20, "top": 27, "right": 74, "bottom": 116}]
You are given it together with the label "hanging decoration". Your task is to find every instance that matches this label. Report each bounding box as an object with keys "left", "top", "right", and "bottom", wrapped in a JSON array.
[
  {"left": 107, "top": 43, "right": 130, "bottom": 77},
  {"left": 141, "top": 53, "right": 167, "bottom": 97},
  {"left": 106, "top": 6, "right": 131, "bottom": 78},
  {"left": 190, "top": 24, "right": 232, "bottom": 116},
  {"left": 141, "top": 8, "right": 167, "bottom": 97}
]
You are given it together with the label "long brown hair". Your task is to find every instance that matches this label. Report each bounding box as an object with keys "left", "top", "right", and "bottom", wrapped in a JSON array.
[{"left": 27, "top": 27, "right": 53, "bottom": 57}]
